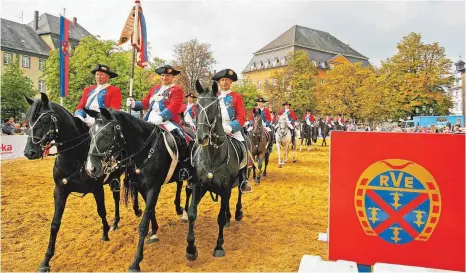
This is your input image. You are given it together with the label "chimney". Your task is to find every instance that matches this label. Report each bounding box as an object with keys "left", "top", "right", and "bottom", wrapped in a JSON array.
[
  {"left": 73, "top": 17, "right": 77, "bottom": 25},
  {"left": 34, "top": 11, "right": 39, "bottom": 30}
]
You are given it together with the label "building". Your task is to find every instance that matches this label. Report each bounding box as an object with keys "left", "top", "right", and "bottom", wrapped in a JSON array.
[
  {"left": 1, "top": 11, "right": 91, "bottom": 92},
  {"left": 243, "top": 25, "right": 370, "bottom": 90},
  {"left": 454, "top": 59, "right": 465, "bottom": 117}
]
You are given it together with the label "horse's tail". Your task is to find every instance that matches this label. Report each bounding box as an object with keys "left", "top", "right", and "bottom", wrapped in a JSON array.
[{"left": 122, "top": 167, "right": 136, "bottom": 207}]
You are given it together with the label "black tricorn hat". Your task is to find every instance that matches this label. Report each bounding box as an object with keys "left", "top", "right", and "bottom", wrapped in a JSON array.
[
  {"left": 91, "top": 64, "right": 118, "bottom": 78},
  {"left": 211, "top": 69, "right": 238, "bottom": 82},
  {"left": 185, "top": 93, "right": 197, "bottom": 98},
  {"left": 255, "top": 97, "right": 267, "bottom": 103},
  {"left": 155, "top": 65, "right": 180, "bottom": 76},
  {"left": 282, "top": 102, "right": 291, "bottom": 106}
]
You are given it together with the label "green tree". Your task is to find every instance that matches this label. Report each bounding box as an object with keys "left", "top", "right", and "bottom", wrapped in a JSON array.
[
  {"left": 232, "top": 77, "right": 262, "bottom": 111},
  {"left": 264, "top": 50, "right": 318, "bottom": 116},
  {"left": 380, "top": 32, "right": 453, "bottom": 118},
  {"left": 1, "top": 63, "right": 37, "bottom": 119},
  {"left": 43, "top": 36, "right": 161, "bottom": 111}
]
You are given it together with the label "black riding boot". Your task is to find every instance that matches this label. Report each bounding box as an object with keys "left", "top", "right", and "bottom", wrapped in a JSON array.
[
  {"left": 240, "top": 138, "right": 252, "bottom": 194},
  {"left": 291, "top": 129, "right": 295, "bottom": 145},
  {"left": 174, "top": 130, "right": 192, "bottom": 182}
]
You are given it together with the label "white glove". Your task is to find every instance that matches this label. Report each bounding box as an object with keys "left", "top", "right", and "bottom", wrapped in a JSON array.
[
  {"left": 84, "top": 116, "right": 95, "bottom": 127},
  {"left": 244, "top": 121, "right": 250, "bottom": 126},
  {"left": 149, "top": 114, "right": 163, "bottom": 125},
  {"left": 189, "top": 122, "right": 196, "bottom": 127},
  {"left": 223, "top": 124, "right": 233, "bottom": 134},
  {"left": 126, "top": 97, "right": 136, "bottom": 108}
]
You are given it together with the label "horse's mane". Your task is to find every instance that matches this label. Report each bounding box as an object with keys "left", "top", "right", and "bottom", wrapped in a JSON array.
[{"left": 109, "top": 109, "right": 156, "bottom": 134}]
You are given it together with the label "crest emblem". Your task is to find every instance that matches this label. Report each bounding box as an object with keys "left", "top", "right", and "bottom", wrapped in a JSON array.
[
  {"left": 436, "top": 117, "right": 447, "bottom": 122},
  {"left": 355, "top": 159, "right": 441, "bottom": 244},
  {"left": 102, "top": 67, "right": 107, "bottom": 71},
  {"left": 167, "top": 69, "right": 172, "bottom": 73},
  {"left": 228, "top": 70, "right": 233, "bottom": 75}
]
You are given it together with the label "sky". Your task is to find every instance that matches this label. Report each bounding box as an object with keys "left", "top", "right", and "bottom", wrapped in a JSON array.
[{"left": 1, "top": 0, "right": 465, "bottom": 75}]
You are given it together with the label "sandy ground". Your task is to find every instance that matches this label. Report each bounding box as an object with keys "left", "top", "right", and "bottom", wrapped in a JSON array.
[{"left": 1, "top": 142, "right": 330, "bottom": 272}]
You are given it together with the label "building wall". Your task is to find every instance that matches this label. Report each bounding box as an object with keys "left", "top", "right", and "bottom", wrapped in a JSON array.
[
  {"left": 40, "top": 34, "right": 56, "bottom": 50},
  {"left": 1, "top": 49, "right": 46, "bottom": 91}
]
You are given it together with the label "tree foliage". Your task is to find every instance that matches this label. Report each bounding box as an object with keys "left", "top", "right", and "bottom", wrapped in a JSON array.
[
  {"left": 232, "top": 77, "right": 262, "bottom": 111},
  {"left": 1, "top": 63, "right": 37, "bottom": 119},
  {"left": 43, "top": 36, "right": 162, "bottom": 111},
  {"left": 172, "top": 39, "right": 216, "bottom": 94}
]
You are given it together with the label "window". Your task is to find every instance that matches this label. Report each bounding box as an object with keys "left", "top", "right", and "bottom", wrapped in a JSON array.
[
  {"left": 258, "top": 80, "right": 261, "bottom": 90},
  {"left": 22, "top": 55, "right": 30, "bottom": 68},
  {"left": 39, "top": 80, "right": 46, "bottom": 93},
  {"left": 39, "top": 59, "right": 46, "bottom": 70},
  {"left": 3, "top": 52, "right": 12, "bottom": 64},
  {"left": 312, "top": 60, "right": 317, "bottom": 67}
]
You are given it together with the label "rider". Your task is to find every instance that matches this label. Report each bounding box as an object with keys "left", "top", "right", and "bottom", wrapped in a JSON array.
[
  {"left": 303, "top": 110, "right": 315, "bottom": 126},
  {"left": 325, "top": 115, "right": 334, "bottom": 128},
  {"left": 74, "top": 64, "right": 122, "bottom": 192},
  {"left": 212, "top": 68, "right": 252, "bottom": 194},
  {"left": 126, "top": 64, "right": 192, "bottom": 181},
  {"left": 180, "top": 93, "right": 197, "bottom": 131},
  {"left": 271, "top": 111, "right": 277, "bottom": 127},
  {"left": 278, "top": 102, "right": 297, "bottom": 144},
  {"left": 248, "top": 98, "right": 274, "bottom": 149}
]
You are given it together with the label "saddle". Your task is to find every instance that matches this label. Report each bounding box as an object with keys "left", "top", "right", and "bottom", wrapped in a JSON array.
[{"left": 230, "top": 137, "right": 248, "bottom": 170}]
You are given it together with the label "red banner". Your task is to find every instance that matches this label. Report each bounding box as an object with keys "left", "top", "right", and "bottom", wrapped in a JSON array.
[{"left": 329, "top": 132, "right": 465, "bottom": 271}]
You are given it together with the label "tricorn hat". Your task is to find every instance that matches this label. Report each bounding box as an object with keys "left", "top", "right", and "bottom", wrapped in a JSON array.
[
  {"left": 255, "top": 97, "right": 267, "bottom": 103},
  {"left": 155, "top": 65, "right": 180, "bottom": 76},
  {"left": 211, "top": 69, "right": 238, "bottom": 82},
  {"left": 91, "top": 64, "right": 118, "bottom": 78},
  {"left": 282, "top": 102, "right": 291, "bottom": 106}
]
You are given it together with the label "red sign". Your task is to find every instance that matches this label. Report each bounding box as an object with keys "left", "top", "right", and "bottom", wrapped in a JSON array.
[{"left": 329, "top": 132, "right": 465, "bottom": 271}]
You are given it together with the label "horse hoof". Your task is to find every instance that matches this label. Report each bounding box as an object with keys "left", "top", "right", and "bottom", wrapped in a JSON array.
[
  {"left": 278, "top": 165, "right": 282, "bottom": 168},
  {"left": 235, "top": 211, "right": 244, "bottom": 221},
  {"left": 128, "top": 264, "right": 141, "bottom": 272},
  {"left": 181, "top": 210, "right": 188, "bottom": 222},
  {"left": 293, "top": 160, "right": 296, "bottom": 163},
  {"left": 38, "top": 265, "right": 50, "bottom": 272},
  {"left": 147, "top": 234, "right": 160, "bottom": 244},
  {"left": 213, "top": 248, "right": 225, "bottom": 258},
  {"left": 186, "top": 250, "right": 198, "bottom": 261},
  {"left": 224, "top": 221, "right": 230, "bottom": 228},
  {"left": 254, "top": 178, "right": 260, "bottom": 185},
  {"left": 262, "top": 172, "right": 267, "bottom": 177},
  {"left": 110, "top": 225, "right": 118, "bottom": 232},
  {"left": 176, "top": 207, "right": 184, "bottom": 216},
  {"left": 135, "top": 209, "right": 143, "bottom": 217},
  {"left": 101, "top": 235, "right": 110, "bottom": 241}
]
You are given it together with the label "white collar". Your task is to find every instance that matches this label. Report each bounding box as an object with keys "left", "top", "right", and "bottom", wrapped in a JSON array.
[
  {"left": 161, "top": 84, "right": 174, "bottom": 89},
  {"left": 285, "top": 109, "right": 290, "bottom": 112},
  {"left": 219, "top": 90, "right": 231, "bottom": 98}
]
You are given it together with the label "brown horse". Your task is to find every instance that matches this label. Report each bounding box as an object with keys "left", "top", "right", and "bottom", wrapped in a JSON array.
[{"left": 248, "top": 108, "right": 271, "bottom": 184}]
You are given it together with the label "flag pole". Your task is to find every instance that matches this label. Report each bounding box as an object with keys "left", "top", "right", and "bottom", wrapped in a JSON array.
[
  {"left": 60, "top": 8, "right": 66, "bottom": 106},
  {"left": 128, "top": 46, "right": 136, "bottom": 114}
]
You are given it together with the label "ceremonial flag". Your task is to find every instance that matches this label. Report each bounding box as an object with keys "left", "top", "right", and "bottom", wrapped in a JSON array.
[
  {"left": 118, "top": 0, "right": 148, "bottom": 68},
  {"left": 59, "top": 16, "right": 70, "bottom": 97}
]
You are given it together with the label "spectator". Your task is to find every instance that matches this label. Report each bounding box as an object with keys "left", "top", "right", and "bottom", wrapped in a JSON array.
[
  {"left": 442, "top": 126, "right": 451, "bottom": 134},
  {"left": 429, "top": 124, "right": 439, "bottom": 133},
  {"left": 11, "top": 123, "right": 24, "bottom": 135},
  {"left": 9, "top": 117, "right": 15, "bottom": 125},
  {"left": 446, "top": 121, "right": 452, "bottom": 131},
  {"left": 20, "top": 121, "right": 28, "bottom": 131},
  {"left": 420, "top": 127, "right": 428, "bottom": 133},
  {"left": 453, "top": 124, "right": 462, "bottom": 134},
  {"left": 455, "top": 118, "right": 462, "bottom": 128},
  {"left": 2, "top": 119, "right": 13, "bottom": 135}
]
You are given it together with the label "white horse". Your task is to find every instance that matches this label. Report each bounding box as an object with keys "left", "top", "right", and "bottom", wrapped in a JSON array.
[{"left": 275, "top": 114, "right": 297, "bottom": 167}]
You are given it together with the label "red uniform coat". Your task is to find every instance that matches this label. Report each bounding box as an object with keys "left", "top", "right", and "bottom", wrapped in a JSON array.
[
  {"left": 278, "top": 108, "right": 297, "bottom": 123},
  {"left": 134, "top": 84, "right": 183, "bottom": 124},
  {"left": 75, "top": 85, "right": 122, "bottom": 118}
]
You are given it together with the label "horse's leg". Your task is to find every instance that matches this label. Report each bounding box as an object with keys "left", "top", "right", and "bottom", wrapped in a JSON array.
[
  {"left": 37, "top": 186, "right": 69, "bottom": 272},
  {"left": 186, "top": 182, "right": 206, "bottom": 261},
  {"left": 138, "top": 188, "right": 159, "bottom": 244},
  {"left": 234, "top": 183, "right": 244, "bottom": 222},
  {"left": 111, "top": 191, "right": 120, "bottom": 231},
  {"left": 263, "top": 151, "right": 270, "bottom": 177},
  {"left": 293, "top": 138, "right": 297, "bottom": 163},
  {"left": 256, "top": 156, "right": 263, "bottom": 184},
  {"left": 225, "top": 200, "right": 231, "bottom": 228},
  {"left": 129, "top": 185, "right": 161, "bottom": 272},
  {"left": 133, "top": 186, "right": 142, "bottom": 217},
  {"left": 214, "top": 189, "right": 231, "bottom": 257},
  {"left": 252, "top": 157, "right": 257, "bottom": 183},
  {"left": 182, "top": 184, "right": 192, "bottom": 222},
  {"left": 174, "top": 180, "right": 183, "bottom": 215},
  {"left": 92, "top": 186, "right": 111, "bottom": 241},
  {"left": 276, "top": 139, "right": 282, "bottom": 168},
  {"left": 299, "top": 137, "right": 303, "bottom": 152}
]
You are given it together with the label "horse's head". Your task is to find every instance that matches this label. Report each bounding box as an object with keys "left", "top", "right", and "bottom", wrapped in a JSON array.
[
  {"left": 85, "top": 108, "right": 124, "bottom": 178},
  {"left": 195, "top": 80, "right": 222, "bottom": 146},
  {"left": 24, "top": 93, "right": 58, "bottom": 159},
  {"left": 278, "top": 114, "right": 288, "bottom": 133},
  {"left": 252, "top": 108, "right": 263, "bottom": 134}
]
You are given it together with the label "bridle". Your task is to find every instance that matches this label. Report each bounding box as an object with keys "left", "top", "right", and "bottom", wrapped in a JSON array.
[
  {"left": 87, "top": 119, "right": 159, "bottom": 176},
  {"left": 196, "top": 96, "right": 226, "bottom": 149},
  {"left": 28, "top": 110, "right": 89, "bottom": 155}
]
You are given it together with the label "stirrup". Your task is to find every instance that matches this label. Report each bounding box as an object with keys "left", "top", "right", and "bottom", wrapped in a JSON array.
[
  {"left": 240, "top": 180, "right": 252, "bottom": 193},
  {"left": 179, "top": 168, "right": 190, "bottom": 181},
  {"left": 110, "top": 179, "right": 120, "bottom": 192}
]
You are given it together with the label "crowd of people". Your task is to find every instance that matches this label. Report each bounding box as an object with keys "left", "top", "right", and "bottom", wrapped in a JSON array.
[{"left": 1, "top": 117, "right": 28, "bottom": 135}]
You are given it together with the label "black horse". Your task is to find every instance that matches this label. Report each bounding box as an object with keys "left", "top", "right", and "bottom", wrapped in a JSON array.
[
  {"left": 23, "top": 93, "right": 123, "bottom": 272},
  {"left": 319, "top": 119, "right": 330, "bottom": 146},
  {"left": 84, "top": 108, "right": 195, "bottom": 272},
  {"left": 186, "top": 80, "right": 248, "bottom": 261},
  {"left": 299, "top": 122, "right": 314, "bottom": 151}
]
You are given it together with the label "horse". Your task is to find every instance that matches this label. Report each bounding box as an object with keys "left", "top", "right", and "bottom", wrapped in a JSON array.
[
  {"left": 299, "top": 122, "right": 315, "bottom": 151},
  {"left": 23, "top": 93, "right": 124, "bottom": 272},
  {"left": 248, "top": 108, "right": 271, "bottom": 184},
  {"left": 186, "top": 80, "right": 248, "bottom": 261},
  {"left": 84, "top": 108, "right": 195, "bottom": 272},
  {"left": 275, "top": 114, "right": 297, "bottom": 167},
  {"left": 319, "top": 119, "right": 330, "bottom": 146}
]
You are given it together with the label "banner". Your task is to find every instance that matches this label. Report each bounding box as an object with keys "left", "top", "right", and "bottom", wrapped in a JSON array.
[
  {"left": 329, "top": 132, "right": 465, "bottom": 271},
  {"left": 59, "top": 16, "right": 70, "bottom": 97},
  {"left": 1, "top": 135, "right": 28, "bottom": 160}
]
